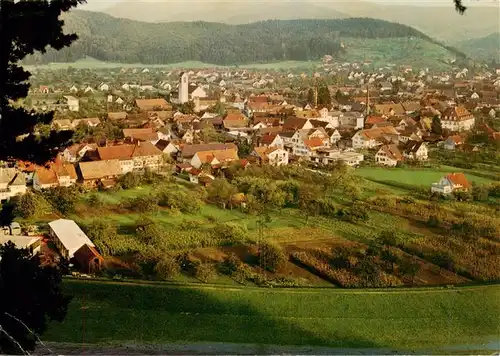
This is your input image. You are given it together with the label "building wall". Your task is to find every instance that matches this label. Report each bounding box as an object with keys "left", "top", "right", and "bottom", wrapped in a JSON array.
[{"left": 179, "top": 74, "right": 189, "bottom": 104}]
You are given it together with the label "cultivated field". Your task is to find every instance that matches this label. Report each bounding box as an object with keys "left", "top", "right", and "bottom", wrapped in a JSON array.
[{"left": 43, "top": 280, "right": 500, "bottom": 353}]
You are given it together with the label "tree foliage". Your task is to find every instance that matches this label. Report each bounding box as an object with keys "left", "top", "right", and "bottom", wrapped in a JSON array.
[
  {"left": 0, "top": 243, "right": 71, "bottom": 354},
  {"left": 1, "top": 0, "right": 86, "bottom": 163},
  {"left": 258, "top": 241, "right": 287, "bottom": 272},
  {"left": 23, "top": 13, "right": 447, "bottom": 66}
]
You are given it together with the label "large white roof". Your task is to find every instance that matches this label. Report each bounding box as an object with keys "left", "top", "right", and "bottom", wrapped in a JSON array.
[
  {"left": 0, "top": 235, "right": 41, "bottom": 249},
  {"left": 48, "top": 219, "right": 94, "bottom": 257}
]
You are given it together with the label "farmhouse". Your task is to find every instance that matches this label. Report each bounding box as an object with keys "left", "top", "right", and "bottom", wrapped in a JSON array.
[
  {"left": 77, "top": 160, "right": 123, "bottom": 188},
  {"left": 97, "top": 142, "right": 163, "bottom": 173},
  {"left": 431, "top": 173, "right": 471, "bottom": 195},
  {"left": 48, "top": 219, "right": 96, "bottom": 259},
  {"left": 33, "top": 162, "right": 77, "bottom": 191}
]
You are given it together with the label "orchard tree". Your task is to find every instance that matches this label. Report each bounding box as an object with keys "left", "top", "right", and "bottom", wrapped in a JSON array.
[{"left": 0, "top": 0, "right": 87, "bottom": 164}]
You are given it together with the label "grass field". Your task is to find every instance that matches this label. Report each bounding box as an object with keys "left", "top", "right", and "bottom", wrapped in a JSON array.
[
  {"left": 43, "top": 280, "right": 500, "bottom": 352},
  {"left": 355, "top": 166, "right": 494, "bottom": 192}
]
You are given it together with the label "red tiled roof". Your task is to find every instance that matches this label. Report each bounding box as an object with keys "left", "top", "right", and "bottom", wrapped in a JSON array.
[{"left": 446, "top": 173, "right": 471, "bottom": 188}]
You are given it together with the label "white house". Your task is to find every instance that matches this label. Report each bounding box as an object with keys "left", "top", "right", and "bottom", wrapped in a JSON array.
[
  {"left": 251, "top": 147, "right": 289, "bottom": 166},
  {"left": 98, "top": 83, "right": 109, "bottom": 91},
  {"left": 431, "top": 173, "right": 471, "bottom": 195},
  {"left": 441, "top": 106, "right": 475, "bottom": 132},
  {"left": 48, "top": 219, "right": 95, "bottom": 259},
  {"left": 375, "top": 144, "right": 403, "bottom": 167},
  {"left": 402, "top": 141, "right": 428, "bottom": 161},
  {"left": 352, "top": 126, "right": 399, "bottom": 150},
  {"left": 0, "top": 168, "right": 27, "bottom": 202},
  {"left": 63, "top": 143, "right": 96, "bottom": 163}
]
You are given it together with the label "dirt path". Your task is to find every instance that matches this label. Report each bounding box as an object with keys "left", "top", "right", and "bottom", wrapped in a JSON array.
[{"left": 35, "top": 341, "right": 407, "bottom": 355}]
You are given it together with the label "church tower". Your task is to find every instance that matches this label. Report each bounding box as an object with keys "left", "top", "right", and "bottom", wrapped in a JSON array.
[{"left": 179, "top": 72, "right": 189, "bottom": 104}]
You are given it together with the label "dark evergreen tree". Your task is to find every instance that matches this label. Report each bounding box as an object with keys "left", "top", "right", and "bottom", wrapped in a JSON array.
[
  {"left": 431, "top": 116, "right": 443, "bottom": 135},
  {"left": 317, "top": 85, "right": 332, "bottom": 107},
  {"left": 0, "top": 243, "right": 71, "bottom": 354},
  {"left": 307, "top": 88, "right": 315, "bottom": 106},
  {"left": 0, "top": 0, "right": 86, "bottom": 164}
]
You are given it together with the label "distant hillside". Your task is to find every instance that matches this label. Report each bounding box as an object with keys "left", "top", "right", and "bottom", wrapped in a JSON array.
[
  {"left": 24, "top": 11, "right": 465, "bottom": 68},
  {"left": 456, "top": 33, "right": 500, "bottom": 62},
  {"left": 102, "top": 0, "right": 499, "bottom": 41}
]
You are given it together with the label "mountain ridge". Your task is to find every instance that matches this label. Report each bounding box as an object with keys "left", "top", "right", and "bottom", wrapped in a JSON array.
[
  {"left": 24, "top": 11, "right": 465, "bottom": 67},
  {"left": 99, "top": 0, "right": 499, "bottom": 41}
]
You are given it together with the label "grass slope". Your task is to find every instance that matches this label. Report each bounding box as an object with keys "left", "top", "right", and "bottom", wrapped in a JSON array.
[
  {"left": 44, "top": 280, "right": 500, "bottom": 352},
  {"left": 355, "top": 166, "right": 494, "bottom": 190}
]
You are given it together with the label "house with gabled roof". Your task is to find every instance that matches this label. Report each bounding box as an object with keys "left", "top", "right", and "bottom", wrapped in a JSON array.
[
  {"left": 97, "top": 142, "right": 163, "bottom": 173},
  {"left": 443, "top": 135, "right": 464, "bottom": 150},
  {"left": 77, "top": 159, "right": 122, "bottom": 188},
  {"left": 402, "top": 141, "right": 428, "bottom": 161},
  {"left": 33, "top": 160, "right": 77, "bottom": 191},
  {"left": 123, "top": 128, "right": 160, "bottom": 144},
  {"left": 431, "top": 173, "right": 471, "bottom": 195},
  {"left": 352, "top": 126, "right": 399, "bottom": 149},
  {"left": 251, "top": 147, "right": 289, "bottom": 166},
  {"left": 441, "top": 105, "right": 475, "bottom": 131},
  {"left": 191, "top": 148, "right": 239, "bottom": 169},
  {"left": 0, "top": 168, "right": 26, "bottom": 202},
  {"left": 259, "top": 133, "right": 284, "bottom": 149},
  {"left": 375, "top": 144, "right": 403, "bottom": 166},
  {"left": 135, "top": 99, "right": 171, "bottom": 112}
]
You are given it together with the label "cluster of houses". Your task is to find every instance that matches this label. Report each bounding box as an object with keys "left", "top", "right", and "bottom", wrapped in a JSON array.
[{"left": 1, "top": 67, "right": 498, "bottom": 200}]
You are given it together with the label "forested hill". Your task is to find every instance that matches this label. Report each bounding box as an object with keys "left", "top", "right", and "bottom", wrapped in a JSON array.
[
  {"left": 456, "top": 33, "right": 500, "bottom": 63},
  {"left": 24, "top": 10, "right": 463, "bottom": 66}
]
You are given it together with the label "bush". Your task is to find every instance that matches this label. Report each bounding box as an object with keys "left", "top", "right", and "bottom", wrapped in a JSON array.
[
  {"left": 194, "top": 263, "right": 217, "bottom": 283},
  {"left": 117, "top": 172, "right": 142, "bottom": 189},
  {"left": 427, "top": 215, "right": 441, "bottom": 228},
  {"left": 158, "top": 188, "right": 201, "bottom": 213},
  {"left": 258, "top": 242, "right": 287, "bottom": 272},
  {"left": 155, "top": 256, "right": 181, "bottom": 280},
  {"left": 124, "top": 195, "right": 159, "bottom": 212},
  {"left": 211, "top": 223, "right": 247, "bottom": 245},
  {"left": 220, "top": 253, "right": 242, "bottom": 275}
]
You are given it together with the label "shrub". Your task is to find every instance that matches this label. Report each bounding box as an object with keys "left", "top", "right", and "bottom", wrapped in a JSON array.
[
  {"left": 117, "top": 172, "right": 142, "bottom": 189},
  {"left": 155, "top": 256, "right": 181, "bottom": 280},
  {"left": 211, "top": 223, "right": 247, "bottom": 245},
  {"left": 194, "top": 263, "right": 217, "bottom": 283},
  {"left": 258, "top": 242, "right": 287, "bottom": 272},
  {"left": 125, "top": 195, "right": 159, "bottom": 212},
  {"left": 427, "top": 215, "right": 441, "bottom": 228},
  {"left": 158, "top": 188, "right": 202, "bottom": 213},
  {"left": 220, "top": 253, "right": 242, "bottom": 275}
]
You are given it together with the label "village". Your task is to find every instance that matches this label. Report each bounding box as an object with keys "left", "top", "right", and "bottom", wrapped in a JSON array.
[{"left": 0, "top": 61, "right": 499, "bottom": 278}]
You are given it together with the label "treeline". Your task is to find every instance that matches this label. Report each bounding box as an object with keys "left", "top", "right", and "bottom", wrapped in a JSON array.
[{"left": 24, "top": 11, "right": 448, "bottom": 65}]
